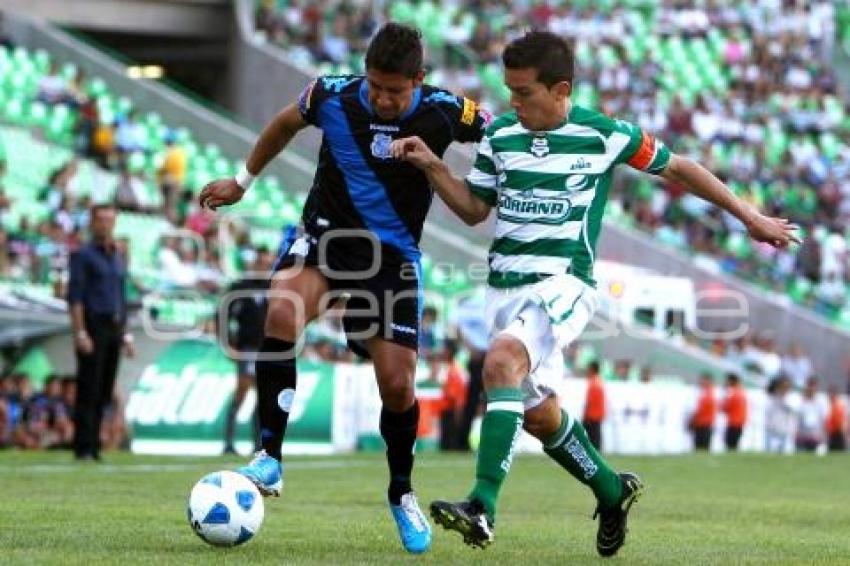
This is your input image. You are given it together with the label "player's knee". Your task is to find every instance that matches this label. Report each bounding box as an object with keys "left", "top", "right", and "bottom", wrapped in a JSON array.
[
  {"left": 377, "top": 374, "right": 415, "bottom": 411},
  {"left": 483, "top": 337, "right": 528, "bottom": 389},
  {"left": 264, "top": 299, "right": 301, "bottom": 341},
  {"left": 523, "top": 397, "right": 561, "bottom": 440}
]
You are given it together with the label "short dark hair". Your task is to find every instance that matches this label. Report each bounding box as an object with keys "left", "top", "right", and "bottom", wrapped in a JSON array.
[
  {"left": 502, "top": 30, "right": 574, "bottom": 87},
  {"left": 91, "top": 203, "right": 116, "bottom": 217},
  {"left": 365, "top": 22, "right": 423, "bottom": 78}
]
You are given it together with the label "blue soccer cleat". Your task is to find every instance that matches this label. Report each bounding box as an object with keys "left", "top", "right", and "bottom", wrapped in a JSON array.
[
  {"left": 389, "top": 492, "right": 432, "bottom": 554},
  {"left": 236, "top": 450, "right": 283, "bottom": 497}
]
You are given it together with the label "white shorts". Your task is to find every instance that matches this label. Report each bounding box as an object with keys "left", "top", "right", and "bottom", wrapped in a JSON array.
[{"left": 485, "top": 274, "right": 599, "bottom": 410}]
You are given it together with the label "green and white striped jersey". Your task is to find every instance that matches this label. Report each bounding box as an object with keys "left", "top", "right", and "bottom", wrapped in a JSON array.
[{"left": 466, "top": 105, "right": 671, "bottom": 289}]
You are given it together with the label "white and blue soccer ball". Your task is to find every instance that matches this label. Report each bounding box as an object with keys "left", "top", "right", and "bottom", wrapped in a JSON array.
[{"left": 188, "top": 470, "right": 265, "bottom": 547}]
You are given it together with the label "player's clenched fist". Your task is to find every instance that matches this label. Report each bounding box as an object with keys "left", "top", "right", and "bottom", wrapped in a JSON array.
[
  {"left": 390, "top": 136, "right": 440, "bottom": 170},
  {"left": 199, "top": 179, "right": 245, "bottom": 211}
]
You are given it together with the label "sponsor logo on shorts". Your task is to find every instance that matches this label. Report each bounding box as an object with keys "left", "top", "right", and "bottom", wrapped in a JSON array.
[{"left": 391, "top": 323, "right": 417, "bottom": 336}]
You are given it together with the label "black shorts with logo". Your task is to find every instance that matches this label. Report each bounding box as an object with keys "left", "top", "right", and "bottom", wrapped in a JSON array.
[{"left": 274, "top": 226, "right": 421, "bottom": 359}]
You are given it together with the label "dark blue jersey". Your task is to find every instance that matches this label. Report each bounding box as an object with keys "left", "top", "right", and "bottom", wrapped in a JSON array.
[{"left": 296, "top": 75, "right": 488, "bottom": 265}]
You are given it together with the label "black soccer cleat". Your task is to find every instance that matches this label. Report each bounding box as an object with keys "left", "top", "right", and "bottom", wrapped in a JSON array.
[
  {"left": 593, "top": 472, "right": 645, "bottom": 558},
  {"left": 430, "top": 499, "right": 494, "bottom": 549}
]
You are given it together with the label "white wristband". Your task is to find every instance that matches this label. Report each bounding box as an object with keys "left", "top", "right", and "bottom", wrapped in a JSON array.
[
  {"left": 123, "top": 333, "right": 135, "bottom": 344},
  {"left": 234, "top": 166, "right": 255, "bottom": 191}
]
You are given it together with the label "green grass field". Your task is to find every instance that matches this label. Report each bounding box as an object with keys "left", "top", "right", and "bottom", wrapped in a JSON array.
[{"left": 1, "top": 451, "right": 848, "bottom": 565}]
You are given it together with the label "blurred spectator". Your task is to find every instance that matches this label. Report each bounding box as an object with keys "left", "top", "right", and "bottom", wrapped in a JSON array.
[
  {"left": 185, "top": 202, "right": 217, "bottom": 238},
  {"left": 114, "top": 111, "right": 147, "bottom": 154},
  {"left": 721, "top": 372, "right": 747, "bottom": 451},
  {"left": 0, "top": 375, "right": 12, "bottom": 447},
  {"left": 825, "top": 386, "right": 847, "bottom": 452},
  {"left": 454, "top": 290, "right": 487, "bottom": 451},
  {"left": 6, "top": 374, "right": 34, "bottom": 444},
  {"left": 796, "top": 377, "right": 828, "bottom": 452},
  {"left": 582, "top": 360, "right": 606, "bottom": 450},
  {"left": 781, "top": 342, "right": 814, "bottom": 389},
  {"left": 60, "top": 376, "right": 76, "bottom": 420},
  {"left": 91, "top": 117, "right": 116, "bottom": 167},
  {"left": 613, "top": 359, "right": 632, "bottom": 381},
  {"left": 157, "top": 236, "right": 198, "bottom": 289},
  {"left": 196, "top": 249, "right": 227, "bottom": 293},
  {"left": 114, "top": 163, "right": 147, "bottom": 212},
  {"left": 36, "top": 62, "right": 68, "bottom": 105},
  {"left": 222, "top": 247, "right": 273, "bottom": 455},
  {"left": 419, "top": 305, "right": 440, "bottom": 359},
  {"left": 13, "top": 375, "right": 73, "bottom": 449},
  {"left": 0, "top": 159, "right": 11, "bottom": 225},
  {"left": 159, "top": 133, "right": 187, "bottom": 217},
  {"left": 437, "top": 340, "right": 468, "bottom": 451},
  {"left": 0, "top": 228, "right": 10, "bottom": 277},
  {"left": 39, "top": 161, "right": 78, "bottom": 211},
  {"left": 765, "top": 376, "right": 795, "bottom": 454},
  {"left": 690, "top": 373, "right": 717, "bottom": 451}
]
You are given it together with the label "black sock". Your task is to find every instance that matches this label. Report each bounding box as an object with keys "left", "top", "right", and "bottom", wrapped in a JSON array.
[
  {"left": 223, "top": 400, "right": 237, "bottom": 450},
  {"left": 380, "top": 400, "right": 419, "bottom": 504},
  {"left": 256, "top": 337, "right": 297, "bottom": 461}
]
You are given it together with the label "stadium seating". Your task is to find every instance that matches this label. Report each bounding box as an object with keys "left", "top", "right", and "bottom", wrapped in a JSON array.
[
  {"left": 252, "top": 1, "right": 850, "bottom": 330},
  {"left": 0, "top": 44, "right": 482, "bottom": 330}
]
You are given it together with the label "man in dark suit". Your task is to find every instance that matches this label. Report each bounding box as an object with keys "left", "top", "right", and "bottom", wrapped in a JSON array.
[{"left": 67, "top": 203, "right": 133, "bottom": 460}]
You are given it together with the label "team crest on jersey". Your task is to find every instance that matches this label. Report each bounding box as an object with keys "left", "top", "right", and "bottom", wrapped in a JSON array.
[
  {"left": 370, "top": 133, "right": 393, "bottom": 159},
  {"left": 530, "top": 136, "right": 549, "bottom": 158}
]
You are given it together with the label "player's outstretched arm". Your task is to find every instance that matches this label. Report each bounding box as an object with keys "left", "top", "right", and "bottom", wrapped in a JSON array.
[
  {"left": 659, "top": 154, "right": 800, "bottom": 249},
  {"left": 390, "top": 136, "right": 491, "bottom": 226},
  {"left": 199, "top": 103, "right": 308, "bottom": 210}
]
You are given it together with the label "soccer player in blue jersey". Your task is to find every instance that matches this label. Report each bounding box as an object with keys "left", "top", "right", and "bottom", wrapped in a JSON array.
[{"left": 198, "top": 23, "right": 488, "bottom": 554}]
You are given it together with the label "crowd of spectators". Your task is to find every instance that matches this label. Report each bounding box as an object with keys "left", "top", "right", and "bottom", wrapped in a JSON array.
[
  {"left": 254, "top": 0, "right": 850, "bottom": 324},
  {"left": 0, "top": 372, "right": 126, "bottom": 451}
]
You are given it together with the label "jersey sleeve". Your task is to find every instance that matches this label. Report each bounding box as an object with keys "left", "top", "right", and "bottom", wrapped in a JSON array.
[
  {"left": 296, "top": 75, "right": 340, "bottom": 127},
  {"left": 464, "top": 135, "right": 498, "bottom": 206},
  {"left": 613, "top": 118, "right": 671, "bottom": 174},
  {"left": 452, "top": 97, "right": 491, "bottom": 143}
]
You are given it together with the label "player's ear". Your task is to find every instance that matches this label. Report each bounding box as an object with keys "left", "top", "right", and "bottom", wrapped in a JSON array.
[
  {"left": 412, "top": 69, "right": 425, "bottom": 87},
  {"left": 553, "top": 80, "right": 572, "bottom": 101}
]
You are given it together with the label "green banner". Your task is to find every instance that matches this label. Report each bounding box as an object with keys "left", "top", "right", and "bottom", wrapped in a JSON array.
[{"left": 126, "top": 338, "right": 335, "bottom": 455}]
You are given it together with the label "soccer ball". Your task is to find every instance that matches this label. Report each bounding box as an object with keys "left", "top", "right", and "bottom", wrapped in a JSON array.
[{"left": 187, "top": 470, "right": 264, "bottom": 547}]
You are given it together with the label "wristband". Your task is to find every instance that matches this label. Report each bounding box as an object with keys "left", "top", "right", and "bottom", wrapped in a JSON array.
[
  {"left": 123, "top": 333, "right": 135, "bottom": 344},
  {"left": 234, "top": 166, "right": 255, "bottom": 190},
  {"left": 76, "top": 330, "right": 88, "bottom": 340}
]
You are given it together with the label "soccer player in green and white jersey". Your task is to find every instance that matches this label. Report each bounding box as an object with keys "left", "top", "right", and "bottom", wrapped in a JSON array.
[{"left": 391, "top": 30, "right": 798, "bottom": 556}]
